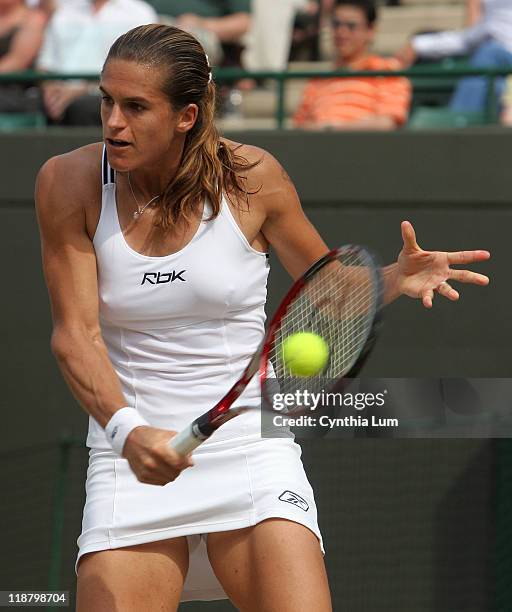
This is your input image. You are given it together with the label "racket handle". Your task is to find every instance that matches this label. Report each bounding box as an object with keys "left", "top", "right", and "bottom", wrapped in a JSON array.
[{"left": 169, "top": 424, "right": 206, "bottom": 456}]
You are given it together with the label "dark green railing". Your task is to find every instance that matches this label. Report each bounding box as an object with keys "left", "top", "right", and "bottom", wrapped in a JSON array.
[{"left": 2, "top": 65, "right": 512, "bottom": 127}]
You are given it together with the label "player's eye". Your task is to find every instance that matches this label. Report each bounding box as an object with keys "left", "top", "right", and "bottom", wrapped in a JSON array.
[{"left": 128, "top": 103, "right": 145, "bottom": 113}]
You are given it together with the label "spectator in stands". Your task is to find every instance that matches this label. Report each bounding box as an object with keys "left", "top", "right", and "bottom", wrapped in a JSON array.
[
  {"left": 396, "top": 0, "right": 512, "bottom": 115},
  {"left": 293, "top": 0, "right": 411, "bottom": 130},
  {"left": 0, "top": 0, "right": 46, "bottom": 73},
  {"left": 0, "top": 0, "right": 47, "bottom": 112},
  {"left": 244, "top": 0, "right": 308, "bottom": 72},
  {"left": 37, "top": 0, "right": 157, "bottom": 126},
  {"left": 155, "top": 1, "right": 251, "bottom": 67}
]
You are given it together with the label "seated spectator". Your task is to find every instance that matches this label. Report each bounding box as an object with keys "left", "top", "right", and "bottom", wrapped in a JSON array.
[
  {"left": 396, "top": 0, "right": 512, "bottom": 115},
  {"left": 0, "top": 0, "right": 47, "bottom": 112},
  {"left": 155, "top": 1, "right": 251, "bottom": 67},
  {"left": 37, "top": 0, "right": 157, "bottom": 126},
  {"left": 244, "top": 0, "right": 308, "bottom": 71},
  {"left": 293, "top": 0, "right": 411, "bottom": 130}
]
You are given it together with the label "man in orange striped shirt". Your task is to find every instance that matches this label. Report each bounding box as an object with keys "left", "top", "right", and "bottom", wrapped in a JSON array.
[{"left": 294, "top": 0, "right": 411, "bottom": 130}]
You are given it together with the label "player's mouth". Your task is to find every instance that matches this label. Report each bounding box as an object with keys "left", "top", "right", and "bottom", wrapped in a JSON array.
[{"left": 106, "top": 138, "right": 132, "bottom": 148}]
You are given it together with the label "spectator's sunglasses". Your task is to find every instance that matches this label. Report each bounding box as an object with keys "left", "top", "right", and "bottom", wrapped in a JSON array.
[{"left": 331, "top": 19, "right": 365, "bottom": 31}]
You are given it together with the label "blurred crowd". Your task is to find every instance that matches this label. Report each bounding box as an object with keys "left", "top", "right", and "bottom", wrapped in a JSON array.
[{"left": 1, "top": 0, "right": 512, "bottom": 128}]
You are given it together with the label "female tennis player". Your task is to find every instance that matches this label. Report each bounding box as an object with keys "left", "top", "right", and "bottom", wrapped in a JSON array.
[{"left": 35, "top": 24, "right": 490, "bottom": 611}]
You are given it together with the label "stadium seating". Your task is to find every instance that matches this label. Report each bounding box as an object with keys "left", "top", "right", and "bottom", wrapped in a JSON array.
[
  {"left": 224, "top": 0, "right": 469, "bottom": 127},
  {"left": 407, "top": 107, "right": 486, "bottom": 129},
  {"left": 0, "top": 112, "right": 46, "bottom": 131}
]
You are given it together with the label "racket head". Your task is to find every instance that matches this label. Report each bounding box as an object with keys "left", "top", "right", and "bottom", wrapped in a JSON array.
[{"left": 260, "top": 245, "right": 383, "bottom": 415}]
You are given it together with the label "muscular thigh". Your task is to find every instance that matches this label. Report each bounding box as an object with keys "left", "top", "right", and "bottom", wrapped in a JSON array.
[
  {"left": 76, "top": 538, "right": 189, "bottom": 612},
  {"left": 207, "top": 519, "right": 331, "bottom": 612}
]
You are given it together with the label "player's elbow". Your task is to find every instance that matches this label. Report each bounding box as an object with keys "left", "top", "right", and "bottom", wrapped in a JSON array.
[{"left": 50, "top": 323, "right": 103, "bottom": 363}]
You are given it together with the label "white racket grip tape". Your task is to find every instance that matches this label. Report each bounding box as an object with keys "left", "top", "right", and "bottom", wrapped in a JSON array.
[{"left": 169, "top": 423, "right": 207, "bottom": 456}]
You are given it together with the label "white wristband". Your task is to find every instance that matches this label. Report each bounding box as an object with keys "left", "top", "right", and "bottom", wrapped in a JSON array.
[{"left": 104, "top": 407, "right": 150, "bottom": 455}]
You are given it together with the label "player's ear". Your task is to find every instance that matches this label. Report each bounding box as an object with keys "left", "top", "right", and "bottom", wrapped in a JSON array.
[{"left": 176, "top": 103, "right": 198, "bottom": 134}]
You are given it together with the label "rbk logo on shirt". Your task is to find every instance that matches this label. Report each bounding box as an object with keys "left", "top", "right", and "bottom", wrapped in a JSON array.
[{"left": 141, "top": 271, "right": 186, "bottom": 285}]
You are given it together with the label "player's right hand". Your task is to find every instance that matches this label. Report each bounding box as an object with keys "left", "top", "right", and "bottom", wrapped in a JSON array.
[{"left": 123, "top": 426, "right": 194, "bottom": 486}]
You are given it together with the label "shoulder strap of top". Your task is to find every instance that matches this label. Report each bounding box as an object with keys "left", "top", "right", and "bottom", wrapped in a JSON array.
[{"left": 101, "top": 146, "right": 115, "bottom": 186}]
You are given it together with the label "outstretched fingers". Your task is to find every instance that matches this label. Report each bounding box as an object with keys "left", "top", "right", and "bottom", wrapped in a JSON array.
[
  {"left": 423, "top": 283, "right": 462, "bottom": 308},
  {"left": 436, "top": 281, "right": 460, "bottom": 301},
  {"left": 401, "top": 220, "right": 420, "bottom": 251},
  {"left": 422, "top": 288, "right": 434, "bottom": 309},
  {"left": 447, "top": 250, "right": 490, "bottom": 265},
  {"left": 449, "top": 269, "right": 489, "bottom": 286}
]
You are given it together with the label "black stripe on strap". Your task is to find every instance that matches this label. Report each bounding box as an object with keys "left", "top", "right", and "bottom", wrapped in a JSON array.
[
  {"left": 102, "top": 146, "right": 108, "bottom": 186},
  {"left": 102, "top": 145, "right": 116, "bottom": 185}
]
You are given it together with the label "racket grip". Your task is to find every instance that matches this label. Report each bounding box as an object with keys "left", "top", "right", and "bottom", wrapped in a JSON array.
[{"left": 169, "top": 424, "right": 206, "bottom": 456}]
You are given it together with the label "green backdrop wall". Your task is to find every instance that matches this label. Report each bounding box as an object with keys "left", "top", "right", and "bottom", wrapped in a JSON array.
[{"left": 0, "top": 128, "right": 509, "bottom": 611}]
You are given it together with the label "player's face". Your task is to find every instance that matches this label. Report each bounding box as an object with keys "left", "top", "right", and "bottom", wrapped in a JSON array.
[
  {"left": 332, "top": 5, "right": 375, "bottom": 64},
  {"left": 100, "top": 59, "right": 198, "bottom": 173}
]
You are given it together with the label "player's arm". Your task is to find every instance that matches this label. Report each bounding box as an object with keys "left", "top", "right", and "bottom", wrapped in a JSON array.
[
  {"left": 36, "top": 153, "right": 128, "bottom": 428},
  {"left": 35, "top": 153, "right": 127, "bottom": 427},
  {"left": 249, "top": 149, "right": 400, "bottom": 302},
  {"left": 35, "top": 152, "right": 191, "bottom": 483},
  {"left": 245, "top": 146, "right": 489, "bottom": 308},
  {"left": 254, "top": 152, "right": 329, "bottom": 279}
]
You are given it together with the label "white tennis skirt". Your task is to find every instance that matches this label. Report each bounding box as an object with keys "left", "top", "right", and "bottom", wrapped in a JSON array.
[{"left": 77, "top": 435, "right": 323, "bottom": 602}]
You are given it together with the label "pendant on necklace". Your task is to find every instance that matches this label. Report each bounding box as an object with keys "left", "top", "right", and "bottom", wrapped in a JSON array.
[{"left": 133, "top": 211, "right": 141, "bottom": 219}]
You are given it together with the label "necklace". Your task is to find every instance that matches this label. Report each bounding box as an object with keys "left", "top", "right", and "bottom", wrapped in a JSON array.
[{"left": 127, "top": 172, "right": 161, "bottom": 220}]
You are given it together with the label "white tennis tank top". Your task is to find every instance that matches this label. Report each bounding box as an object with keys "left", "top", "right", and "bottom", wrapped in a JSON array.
[{"left": 86, "top": 149, "right": 270, "bottom": 449}]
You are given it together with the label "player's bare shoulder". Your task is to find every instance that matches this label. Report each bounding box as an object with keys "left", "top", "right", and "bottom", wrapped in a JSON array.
[
  {"left": 221, "top": 138, "right": 295, "bottom": 202},
  {"left": 36, "top": 143, "right": 103, "bottom": 238}
]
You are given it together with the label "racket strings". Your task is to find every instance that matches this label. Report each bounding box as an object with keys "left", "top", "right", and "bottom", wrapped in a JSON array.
[{"left": 268, "top": 249, "right": 378, "bottom": 399}]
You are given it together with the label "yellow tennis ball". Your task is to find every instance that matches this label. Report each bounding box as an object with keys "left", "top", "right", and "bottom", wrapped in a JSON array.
[{"left": 282, "top": 332, "right": 330, "bottom": 377}]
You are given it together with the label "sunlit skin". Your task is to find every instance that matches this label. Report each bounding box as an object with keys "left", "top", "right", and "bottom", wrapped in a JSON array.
[
  {"left": 333, "top": 4, "right": 375, "bottom": 66},
  {"left": 100, "top": 59, "right": 198, "bottom": 200},
  {"left": 0, "top": 0, "right": 22, "bottom": 15}
]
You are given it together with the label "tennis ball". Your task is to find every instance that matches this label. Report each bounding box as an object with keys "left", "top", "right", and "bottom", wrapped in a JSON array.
[{"left": 282, "top": 332, "right": 330, "bottom": 377}]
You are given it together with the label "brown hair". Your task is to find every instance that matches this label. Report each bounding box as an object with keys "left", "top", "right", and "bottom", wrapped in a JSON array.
[{"left": 104, "top": 24, "right": 259, "bottom": 230}]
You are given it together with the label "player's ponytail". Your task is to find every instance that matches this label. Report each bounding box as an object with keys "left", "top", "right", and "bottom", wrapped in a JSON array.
[{"left": 104, "top": 24, "right": 259, "bottom": 230}]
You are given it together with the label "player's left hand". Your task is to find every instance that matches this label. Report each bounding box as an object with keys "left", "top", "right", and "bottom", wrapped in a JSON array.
[{"left": 396, "top": 220, "right": 490, "bottom": 308}]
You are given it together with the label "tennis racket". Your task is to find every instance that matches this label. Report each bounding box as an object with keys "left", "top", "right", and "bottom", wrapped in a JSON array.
[{"left": 170, "top": 245, "right": 383, "bottom": 455}]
